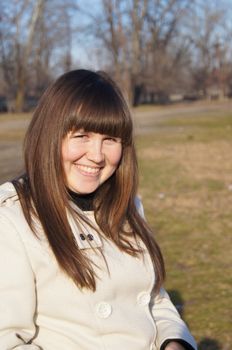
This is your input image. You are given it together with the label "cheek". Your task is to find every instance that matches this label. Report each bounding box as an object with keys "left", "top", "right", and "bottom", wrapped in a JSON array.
[
  {"left": 109, "top": 145, "right": 122, "bottom": 166},
  {"left": 62, "top": 140, "right": 83, "bottom": 162}
]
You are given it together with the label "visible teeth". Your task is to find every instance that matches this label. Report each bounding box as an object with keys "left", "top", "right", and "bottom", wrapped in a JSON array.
[{"left": 76, "top": 165, "right": 100, "bottom": 174}]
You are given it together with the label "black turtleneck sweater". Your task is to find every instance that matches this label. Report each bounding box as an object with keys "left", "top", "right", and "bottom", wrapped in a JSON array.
[{"left": 68, "top": 190, "right": 95, "bottom": 211}]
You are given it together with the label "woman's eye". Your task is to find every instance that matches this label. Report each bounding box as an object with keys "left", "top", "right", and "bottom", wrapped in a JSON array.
[
  {"left": 105, "top": 137, "right": 114, "bottom": 141},
  {"left": 73, "top": 134, "right": 88, "bottom": 139},
  {"left": 104, "top": 137, "right": 120, "bottom": 143},
  {"left": 104, "top": 138, "right": 115, "bottom": 143}
]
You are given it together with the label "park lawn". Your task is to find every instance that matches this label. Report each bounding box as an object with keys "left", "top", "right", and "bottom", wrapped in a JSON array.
[
  {"left": 136, "top": 112, "right": 232, "bottom": 349},
  {"left": 0, "top": 107, "right": 231, "bottom": 349}
]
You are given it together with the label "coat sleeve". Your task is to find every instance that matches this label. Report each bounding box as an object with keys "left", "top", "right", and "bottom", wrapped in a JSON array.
[
  {"left": 0, "top": 212, "right": 41, "bottom": 350},
  {"left": 151, "top": 288, "right": 197, "bottom": 350}
]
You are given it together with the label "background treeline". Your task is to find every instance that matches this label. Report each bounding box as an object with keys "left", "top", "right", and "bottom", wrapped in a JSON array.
[{"left": 1, "top": 0, "right": 232, "bottom": 111}]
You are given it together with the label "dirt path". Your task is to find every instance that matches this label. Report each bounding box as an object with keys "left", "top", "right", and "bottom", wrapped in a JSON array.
[
  {"left": 0, "top": 118, "right": 30, "bottom": 131},
  {"left": 132, "top": 100, "right": 232, "bottom": 133}
]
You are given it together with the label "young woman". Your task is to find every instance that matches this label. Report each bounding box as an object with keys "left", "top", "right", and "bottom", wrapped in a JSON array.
[{"left": 0, "top": 70, "right": 197, "bottom": 350}]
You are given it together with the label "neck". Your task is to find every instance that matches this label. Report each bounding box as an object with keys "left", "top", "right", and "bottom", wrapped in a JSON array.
[{"left": 68, "top": 189, "right": 96, "bottom": 211}]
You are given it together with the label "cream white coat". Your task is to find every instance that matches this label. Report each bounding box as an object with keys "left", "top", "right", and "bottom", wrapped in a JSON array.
[{"left": 0, "top": 182, "right": 197, "bottom": 350}]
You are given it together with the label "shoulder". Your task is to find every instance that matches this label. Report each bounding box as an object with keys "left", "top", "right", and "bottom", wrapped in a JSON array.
[
  {"left": 0, "top": 182, "right": 26, "bottom": 252},
  {"left": 0, "top": 181, "right": 27, "bottom": 235},
  {"left": 0, "top": 181, "right": 22, "bottom": 222},
  {"left": 0, "top": 182, "right": 44, "bottom": 256},
  {"left": 0, "top": 181, "right": 19, "bottom": 208}
]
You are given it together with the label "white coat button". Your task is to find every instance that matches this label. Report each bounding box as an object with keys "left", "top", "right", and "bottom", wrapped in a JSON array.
[
  {"left": 95, "top": 302, "right": 112, "bottom": 319},
  {"left": 137, "top": 292, "right": 151, "bottom": 306}
]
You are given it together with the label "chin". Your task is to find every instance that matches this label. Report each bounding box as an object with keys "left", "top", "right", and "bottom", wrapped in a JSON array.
[{"left": 71, "top": 186, "right": 99, "bottom": 195}]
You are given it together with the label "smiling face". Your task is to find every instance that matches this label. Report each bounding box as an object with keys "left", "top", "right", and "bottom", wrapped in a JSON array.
[{"left": 62, "top": 130, "right": 122, "bottom": 194}]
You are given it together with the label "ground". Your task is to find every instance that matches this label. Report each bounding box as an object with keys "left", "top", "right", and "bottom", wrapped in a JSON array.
[{"left": 0, "top": 100, "right": 231, "bottom": 350}]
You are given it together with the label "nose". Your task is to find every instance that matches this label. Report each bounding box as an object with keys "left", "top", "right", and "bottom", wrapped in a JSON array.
[{"left": 86, "top": 141, "right": 105, "bottom": 163}]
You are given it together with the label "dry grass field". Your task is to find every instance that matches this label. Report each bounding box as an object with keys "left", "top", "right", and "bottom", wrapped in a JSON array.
[
  {"left": 0, "top": 100, "right": 231, "bottom": 349},
  {"left": 135, "top": 101, "right": 232, "bottom": 350},
  {"left": 0, "top": 113, "right": 30, "bottom": 182}
]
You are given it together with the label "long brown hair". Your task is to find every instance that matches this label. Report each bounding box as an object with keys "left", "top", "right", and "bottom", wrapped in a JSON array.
[{"left": 13, "top": 69, "right": 165, "bottom": 291}]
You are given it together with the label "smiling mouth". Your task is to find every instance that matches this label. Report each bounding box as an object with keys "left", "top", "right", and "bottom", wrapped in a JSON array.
[{"left": 75, "top": 164, "right": 101, "bottom": 175}]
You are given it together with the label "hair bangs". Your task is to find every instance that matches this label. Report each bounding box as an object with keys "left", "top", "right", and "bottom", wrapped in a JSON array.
[{"left": 64, "top": 79, "right": 133, "bottom": 145}]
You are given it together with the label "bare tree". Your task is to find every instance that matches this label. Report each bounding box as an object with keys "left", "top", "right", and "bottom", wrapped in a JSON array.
[
  {"left": 0, "top": 0, "right": 78, "bottom": 112},
  {"left": 2, "top": 0, "right": 232, "bottom": 109},
  {"left": 16, "top": 0, "right": 45, "bottom": 111},
  {"left": 0, "top": 0, "right": 45, "bottom": 111},
  {"left": 78, "top": 0, "right": 232, "bottom": 104},
  {"left": 84, "top": 0, "right": 194, "bottom": 105},
  {"left": 186, "top": 1, "right": 232, "bottom": 98}
]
